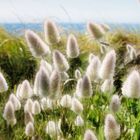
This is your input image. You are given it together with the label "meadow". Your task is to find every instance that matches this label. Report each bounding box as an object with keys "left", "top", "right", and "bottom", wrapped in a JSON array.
[{"left": 0, "top": 20, "right": 140, "bottom": 140}]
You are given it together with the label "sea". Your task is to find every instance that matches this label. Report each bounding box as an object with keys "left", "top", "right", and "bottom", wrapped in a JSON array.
[{"left": 0, "top": 22, "right": 140, "bottom": 35}]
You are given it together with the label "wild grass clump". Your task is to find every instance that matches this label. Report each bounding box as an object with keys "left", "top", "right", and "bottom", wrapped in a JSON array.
[
  {"left": 0, "top": 20, "right": 140, "bottom": 140},
  {"left": 0, "top": 29, "right": 37, "bottom": 89}
]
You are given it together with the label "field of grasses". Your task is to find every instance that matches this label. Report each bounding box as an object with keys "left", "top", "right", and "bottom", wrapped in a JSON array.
[{"left": 0, "top": 20, "right": 140, "bottom": 140}]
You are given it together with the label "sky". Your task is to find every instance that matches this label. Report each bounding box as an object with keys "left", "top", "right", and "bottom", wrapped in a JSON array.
[{"left": 0, "top": 0, "right": 139, "bottom": 23}]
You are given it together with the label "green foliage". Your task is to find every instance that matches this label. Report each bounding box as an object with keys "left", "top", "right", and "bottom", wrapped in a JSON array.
[{"left": 0, "top": 28, "right": 37, "bottom": 89}]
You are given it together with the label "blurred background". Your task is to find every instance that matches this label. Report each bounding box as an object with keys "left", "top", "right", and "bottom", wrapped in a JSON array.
[{"left": 0, "top": 0, "right": 140, "bottom": 34}]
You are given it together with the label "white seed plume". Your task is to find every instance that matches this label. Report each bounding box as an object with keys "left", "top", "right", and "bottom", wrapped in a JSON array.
[
  {"left": 16, "top": 84, "right": 22, "bottom": 99},
  {"left": 0, "top": 72, "right": 8, "bottom": 92},
  {"left": 3, "top": 101, "right": 16, "bottom": 125},
  {"left": 25, "top": 122, "right": 34, "bottom": 137},
  {"left": 84, "top": 129, "right": 97, "bottom": 140},
  {"left": 100, "top": 44, "right": 107, "bottom": 54},
  {"left": 87, "top": 22, "right": 105, "bottom": 39},
  {"left": 19, "top": 80, "right": 33, "bottom": 100},
  {"left": 75, "top": 69, "right": 81, "bottom": 79},
  {"left": 130, "top": 48, "right": 137, "bottom": 60},
  {"left": 46, "top": 121, "right": 59, "bottom": 137},
  {"left": 71, "top": 98, "right": 83, "bottom": 114},
  {"left": 99, "top": 50, "right": 116, "bottom": 80},
  {"left": 75, "top": 78, "right": 82, "bottom": 97},
  {"left": 86, "top": 56, "right": 101, "bottom": 81},
  {"left": 40, "top": 97, "right": 48, "bottom": 111},
  {"left": 126, "top": 44, "right": 137, "bottom": 60},
  {"left": 88, "top": 53, "right": 95, "bottom": 63},
  {"left": 79, "top": 75, "right": 93, "bottom": 98},
  {"left": 101, "top": 79, "right": 114, "bottom": 93},
  {"left": 44, "top": 19, "right": 60, "bottom": 45},
  {"left": 24, "top": 98, "right": 33, "bottom": 113},
  {"left": 33, "top": 71, "right": 40, "bottom": 96},
  {"left": 126, "top": 44, "right": 132, "bottom": 53},
  {"left": 74, "top": 115, "right": 84, "bottom": 126},
  {"left": 53, "top": 50, "right": 69, "bottom": 72},
  {"left": 35, "top": 67, "right": 50, "bottom": 97},
  {"left": 110, "top": 95, "right": 120, "bottom": 113},
  {"left": 9, "top": 93, "right": 21, "bottom": 111},
  {"left": 24, "top": 112, "right": 34, "bottom": 125},
  {"left": 60, "top": 72, "right": 69, "bottom": 81},
  {"left": 104, "top": 114, "right": 120, "bottom": 140},
  {"left": 40, "top": 98, "right": 53, "bottom": 110},
  {"left": 60, "top": 94, "right": 72, "bottom": 108},
  {"left": 32, "top": 100, "right": 41, "bottom": 115},
  {"left": 122, "top": 70, "right": 140, "bottom": 98},
  {"left": 66, "top": 34, "right": 80, "bottom": 58},
  {"left": 25, "top": 30, "right": 50, "bottom": 57},
  {"left": 40, "top": 59, "right": 52, "bottom": 75},
  {"left": 101, "top": 24, "right": 110, "bottom": 32},
  {"left": 49, "top": 70, "right": 61, "bottom": 100}
]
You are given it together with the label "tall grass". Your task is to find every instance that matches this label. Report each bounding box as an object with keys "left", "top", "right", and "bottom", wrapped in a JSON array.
[{"left": 0, "top": 24, "right": 140, "bottom": 140}]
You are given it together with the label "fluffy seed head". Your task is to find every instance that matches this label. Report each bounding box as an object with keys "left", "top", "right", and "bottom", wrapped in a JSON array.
[
  {"left": 49, "top": 70, "right": 61, "bottom": 100},
  {"left": 19, "top": 80, "right": 33, "bottom": 100},
  {"left": 100, "top": 44, "right": 107, "bottom": 54},
  {"left": 40, "top": 59, "right": 52, "bottom": 75},
  {"left": 25, "top": 122, "right": 34, "bottom": 137},
  {"left": 25, "top": 30, "right": 50, "bottom": 57},
  {"left": 3, "top": 101, "right": 16, "bottom": 125},
  {"left": 60, "top": 94, "right": 72, "bottom": 108},
  {"left": 74, "top": 115, "right": 84, "bottom": 126},
  {"left": 87, "top": 22, "right": 105, "bottom": 39},
  {"left": 66, "top": 34, "right": 80, "bottom": 58},
  {"left": 99, "top": 50, "right": 116, "bottom": 80},
  {"left": 100, "top": 24, "right": 110, "bottom": 32},
  {"left": 24, "top": 98, "right": 33, "bottom": 113},
  {"left": 75, "top": 69, "right": 81, "bottom": 79},
  {"left": 86, "top": 56, "right": 101, "bottom": 81},
  {"left": 40, "top": 98, "right": 48, "bottom": 111},
  {"left": 9, "top": 93, "right": 21, "bottom": 111},
  {"left": 88, "top": 53, "right": 95, "bottom": 63},
  {"left": 33, "top": 71, "right": 40, "bottom": 96},
  {"left": 110, "top": 95, "right": 120, "bottom": 113},
  {"left": 16, "top": 84, "right": 22, "bottom": 99},
  {"left": 40, "top": 98, "right": 53, "bottom": 110},
  {"left": 24, "top": 112, "right": 34, "bottom": 125},
  {"left": 32, "top": 100, "right": 41, "bottom": 115},
  {"left": 84, "top": 129, "right": 97, "bottom": 140},
  {"left": 126, "top": 44, "right": 137, "bottom": 60},
  {"left": 44, "top": 19, "right": 60, "bottom": 45},
  {"left": 53, "top": 50, "right": 69, "bottom": 72},
  {"left": 71, "top": 98, "right": 83, "bottom": 114},
  {"left": 60, "top": 72, "right": 69, "bottom": 81},
  {"left": 101, "top": 79, "right": 114, "bottom": 93},
  {"left": 122, "top": 70, "right": 140, "bottom": 98},
  {"left": 130, "top": 48, "right": 137, "bottom": 60},
  {"left": 104, "top": 114, "right": 120, "bottom": 140},
  {"left": 126, "top": 44, "right": 132, "bottom": 53},
  {"left": 0, "top": 72, "right": 8, "bottom": 92},
  {"left": 35, "top": 67, "right": 50, "bottom": 97},
  {"left": 80, "top": 75, "right": 93, "bottom": 98},
  {"left": 75, "top": 78, "right": 82, "bottom": 97},
  {"left": 46, "top": 121, "right": 59, "bottom": 137}
]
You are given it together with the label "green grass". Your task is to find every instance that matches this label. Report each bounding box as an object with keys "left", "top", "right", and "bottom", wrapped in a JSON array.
[{"left": 0, "top": 28, "right": 37, "bottom": 89}]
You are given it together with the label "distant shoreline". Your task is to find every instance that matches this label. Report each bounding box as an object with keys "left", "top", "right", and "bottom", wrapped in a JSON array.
[{"left": 0, "top": 22, "right": 140, "bottom": 35}]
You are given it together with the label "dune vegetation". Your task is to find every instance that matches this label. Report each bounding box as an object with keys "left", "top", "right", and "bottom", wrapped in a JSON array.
[{"left": 0, "top": 20, "right": 140, "bottom": 140}]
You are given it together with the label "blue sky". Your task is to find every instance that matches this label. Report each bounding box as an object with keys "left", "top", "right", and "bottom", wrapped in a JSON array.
[{"left": 0, "top": 0, "right": 140, "bottom": 23}]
